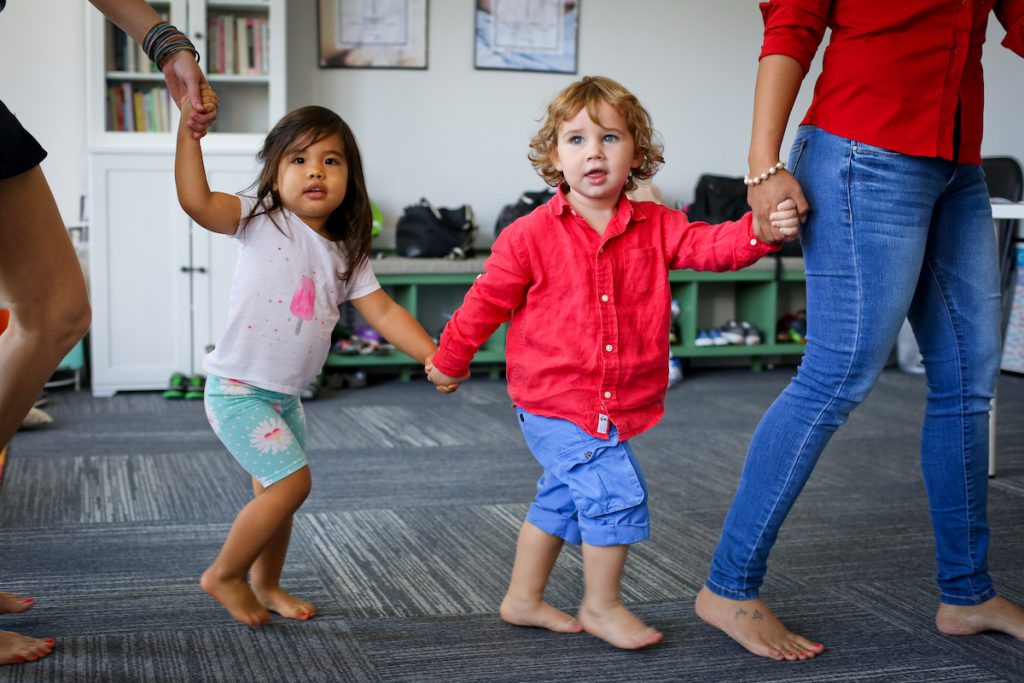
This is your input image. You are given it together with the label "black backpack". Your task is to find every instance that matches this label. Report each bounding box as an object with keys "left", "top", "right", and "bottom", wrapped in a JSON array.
[
  {"left": 396, "top": 198, "right": 477, "bottom": 259},
  {"left": 494, "top": 189, "right": 556, "bottom": 237}
]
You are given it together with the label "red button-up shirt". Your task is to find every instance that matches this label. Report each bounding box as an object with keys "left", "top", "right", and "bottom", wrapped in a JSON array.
[
  {"left": 759, "top": 0, "right": 1024, "bottom": 164},
  {"left": 431, "top": 189, "right": 778, "bottom": 441}
]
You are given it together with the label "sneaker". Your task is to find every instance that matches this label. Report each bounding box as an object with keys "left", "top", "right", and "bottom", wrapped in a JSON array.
[
  {"left": 299, "top": 382, "right": 319, "bottom": 400},
  {"left": 694, "top": 329, "right": 713, "bottom": 347},
  {"left": 741, "top": 322, "right": 762, "bottom": 345},
  {"left": 668, "top": 357, "right": 683, "bottom": 385},
  {"left": 163, "top": 372, "right": 187, "bottom": 399},
  {"left": 19, "top": 406, "right": 53, "bottom": 430},
  {"left": 720, "top": 320, "right": 745, "bottom": 345},
  {"left": 184, "top": 374, "right": 206, "bottom": 400},
  {"left": 709, "top": 329, "right": 728, "bottom": 346}
]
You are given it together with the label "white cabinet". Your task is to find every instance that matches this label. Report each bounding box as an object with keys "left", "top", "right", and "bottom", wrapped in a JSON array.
[{"left": 85, "top": 0, "right": 285, "bottom": 396}]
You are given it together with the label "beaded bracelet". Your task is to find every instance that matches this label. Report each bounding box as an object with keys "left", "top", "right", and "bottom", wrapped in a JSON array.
[
  {"left": 143, "top": 21, "right": 199, "bottom": 70},
  {"left": 743, "top": 161, "right": 786, "bottom": 186}
]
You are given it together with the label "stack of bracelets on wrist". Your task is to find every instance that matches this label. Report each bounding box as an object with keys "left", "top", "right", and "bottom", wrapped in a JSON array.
[
  {"left": 143, "top": 21, "right": 199, "bottom": 70},
  {"left": 743, "top": 161, "right": 786, "bottom": 186}
]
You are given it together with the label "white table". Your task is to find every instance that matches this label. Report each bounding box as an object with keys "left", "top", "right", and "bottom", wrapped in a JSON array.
[{"left": 990, "top": 202, "right": 1024, "bottom": 476}]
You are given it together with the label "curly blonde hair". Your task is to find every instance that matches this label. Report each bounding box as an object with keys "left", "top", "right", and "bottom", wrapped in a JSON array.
[{"left": 528, "top": 76, "right": 664, "bottom": 192}]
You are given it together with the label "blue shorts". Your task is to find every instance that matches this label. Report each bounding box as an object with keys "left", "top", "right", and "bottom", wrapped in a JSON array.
[
  {"left": 204, "top": 375, "right": 308, "bottom": 487},
  {"left": 516, "top": 407, "right": 649, "bottom": 547}
]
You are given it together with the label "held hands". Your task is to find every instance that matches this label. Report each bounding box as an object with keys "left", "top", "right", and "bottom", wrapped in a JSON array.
[
  {"left": 179, "top": 83, "right": 219, "bottom": 139},
  {"left": 166, "top": 52, "right": 217, "bottom": 139},
  {"left": 424, "top": 353, "right": 469, "bottom": 394},
  {"left": 749, "top": 168, "right": 809, "bottom": 244}
]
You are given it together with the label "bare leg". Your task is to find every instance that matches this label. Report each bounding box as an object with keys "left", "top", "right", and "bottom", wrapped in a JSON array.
[
  {"left": 0, "top": 166, "right": 90, "bottom": 449},
  {"left": 695, "top": 586, "right": 824, "bottom": 661},
  {"left": 0, "top": 632, "right": 53, "bottom": 667},
  {"left": 200, "top": 467, "right": 311, "bottom": 626},
  {"left": 578, "top": 544, "right": 662, "bottom": 650},
  {"left": 249, "top": 478, "right": 316, "bottom": 621},
  {"left": 936, "top": 596, "right": 1024, "bottom": 640},
  {"left": 499, "top": 522, "right": 581, "bottom": 633}
]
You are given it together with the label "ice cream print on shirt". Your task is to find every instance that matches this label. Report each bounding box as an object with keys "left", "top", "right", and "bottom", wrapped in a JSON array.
[{"left": 290, "top": 274, "right": 316, "bottom": 334}]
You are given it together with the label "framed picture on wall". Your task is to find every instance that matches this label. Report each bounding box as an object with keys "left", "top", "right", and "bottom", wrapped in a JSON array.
[
  {"left": 474, "top": 0, "right": 579, "bottom": 74},
  {"left": 318, "top": 0, "right": 429, "bottom": 69}
]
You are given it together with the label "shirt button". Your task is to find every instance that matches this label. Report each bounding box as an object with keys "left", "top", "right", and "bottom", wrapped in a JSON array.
[
  {"left": 605, "top": 344, "right": 613, "bottom": 352},
  {"left": 604, "top": 391, "right": 612, "bottom": 399},
  {"left": 954, "top": 48, "right": 962, "bottom": 55},
  {"left": 601, "top": 294, "right": 609, "bottom": 302},
  {"left": 749, "top": 238, "right": 758, "bottom": 246}
]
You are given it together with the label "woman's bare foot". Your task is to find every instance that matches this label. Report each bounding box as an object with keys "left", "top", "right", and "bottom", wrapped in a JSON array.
[
  {"left": 200, "top": 569, "right": 271, "bottom": 627},
  {"left": 0, "top": 631, "right": 54, "bottom": 666},
  {"left": 252, "top": 585, "right": 317, "bottom": 621},
  {"left": 577, "top": 601, "right": 663, "bottom": 650},
  {"left": 0, "top": 593, "right": 35, "bottom": 615},
  {"left": 695, "top": 585, "right": 824, "bottom": 661},
  {"left": 499, "top": 594, "right": 582, "bottom": 633},
  {"left": 936, "top": 596, "right": 1024, "bottom": 640}
]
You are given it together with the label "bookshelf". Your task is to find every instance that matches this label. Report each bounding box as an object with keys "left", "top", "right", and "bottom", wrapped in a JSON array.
[{"left": 85, "top": 0, "right": 286, "bottom": 396}]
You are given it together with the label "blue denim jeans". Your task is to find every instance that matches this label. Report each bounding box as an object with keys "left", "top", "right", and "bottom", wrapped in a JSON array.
[{"left": 707, "top": 126, "right": 1002, "bottom": 606}]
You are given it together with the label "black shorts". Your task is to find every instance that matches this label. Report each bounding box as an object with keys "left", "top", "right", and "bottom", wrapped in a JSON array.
[{"left": 0, "top": 98, "right": 47, "bottom": 180}]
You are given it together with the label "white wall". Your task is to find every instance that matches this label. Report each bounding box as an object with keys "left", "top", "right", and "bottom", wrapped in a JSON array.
[{"left": 2, "top": 1, "right": 1022, "bottom": 241}]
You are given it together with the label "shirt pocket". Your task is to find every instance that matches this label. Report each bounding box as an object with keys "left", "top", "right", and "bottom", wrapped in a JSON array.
[
  {"left": 622, "top": 247, "right": 667, "bottom": 296},
  {"left": 556, "top": 438, "right": 645, "bottom": 517}
]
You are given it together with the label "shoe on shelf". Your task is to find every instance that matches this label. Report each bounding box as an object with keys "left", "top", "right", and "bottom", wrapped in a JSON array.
[
  {"left": 741, "top": 322, "right": 762, "bottom": 345},
  {"left": 299, "top": 382, "right": 319, "bottom": 400},
  {"left": 184, "top": 374, "right": 206, "bottom": 400},
  {"left": 163, "top": 372, "right": 188, "bottom": 399},
  {"left": 720, "top": 320, "right": 745, "bottom": 345},
  {"left": 709, "top": 329, "right": 728, "bottom": 346},
  {"left": 19, "top": 406, "right": 53, "bottom": 430},
  {"left": 694, "top": 329, "right": 713, "bottom": 347}
]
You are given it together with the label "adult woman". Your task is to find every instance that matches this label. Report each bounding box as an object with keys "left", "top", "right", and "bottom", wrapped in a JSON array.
[
  {"left": 0, "top": 0, "right": 214, "bottom": 666},
  {"left": 695, "top": 0, "right": 1024, "bottom": 661}
]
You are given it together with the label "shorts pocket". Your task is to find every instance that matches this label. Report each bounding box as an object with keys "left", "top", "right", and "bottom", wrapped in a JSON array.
[{"left": 557, "top": 441, "right": 645, "bottom": 517}]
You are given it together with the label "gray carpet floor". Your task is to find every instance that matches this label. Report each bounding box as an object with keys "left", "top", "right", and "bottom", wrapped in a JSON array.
[{"left": 2, "top": 367, "right": 1023, "bottom": 682}]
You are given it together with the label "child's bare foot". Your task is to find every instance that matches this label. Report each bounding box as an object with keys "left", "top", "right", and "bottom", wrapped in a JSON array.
[
  {"left": 936, "top": 596, "right": 1024, "bottom": 640},
  {"left": 695, "top": 585, "right": 823, "bottom": 661},
  {"left": 578, "top": 601, "right": 663, "bottom": 650},
  {"left": 253, "top": 586, "right": 317, "bottom": 621},
  {"left": 200, "top": 569, "right": 271, "bottom": 627},
  {"left": 499, "top": 594, "right": 582, "bottom": 633},
  {"left": 0, "top": 631, "right": 54, "bottom": 666},
  {"left": 0, "top": 593, "right": 35, "bottom": 615}
]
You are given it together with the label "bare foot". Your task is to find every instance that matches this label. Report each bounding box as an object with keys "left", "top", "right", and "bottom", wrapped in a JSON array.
[
  {"left": 0, "top": 631, "right": 54, "bottom": 666},
  {"left": 499, "top": 594, "right": 582, "bottom": 633},
  {"left": 695, "top": 585, "right": 823, "bottom": 661},
  {"left": 200, "top": 569, "right": 271, "bottom": 627},
  {"left": 936, "top": 596, "right": 1024, "bottom": 640},
  {"left": 0, "top": 593, "right": 35, "bottom": 615},
  {"left": 577, "top": 601, "right": 663, "bottom": 650},
  {"left": 252, "top": 585, "right": 317, "bottom": 621}
]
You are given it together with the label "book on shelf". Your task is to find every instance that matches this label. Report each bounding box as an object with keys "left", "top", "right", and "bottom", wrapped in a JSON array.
[
  {"left": 106, "top": 82, "right": 170, "bottom": 132},
  {"left": 207, "top": 14, "right": 270, "bottom": 75}
]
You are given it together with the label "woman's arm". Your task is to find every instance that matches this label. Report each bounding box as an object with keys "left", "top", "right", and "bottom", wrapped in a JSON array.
[
  {"left": 88, "top": 0, "right": 215, "bottom": 137},
  {"left": 175, "top": 88, "right": 240, "bottom": 235},
  {"left": 350, "top": 289, "right": 438, "bottom": 364},
  {"left": 747, "top": 54, "right": 809, "bottom": 244}
]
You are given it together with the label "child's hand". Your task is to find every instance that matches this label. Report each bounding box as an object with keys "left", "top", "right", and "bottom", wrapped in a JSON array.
[
  {"left": 179, "top": 84, "right": 219, "bottom": 139},
  {"left": 768, "top": 198, "right": 801, "bottom": 242},
  {"left": 424, "top": 355, "right": 469, "bottom": 394}
]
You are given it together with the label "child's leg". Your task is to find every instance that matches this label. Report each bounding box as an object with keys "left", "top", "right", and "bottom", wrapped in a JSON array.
[
  {"left": 579, "top": 543, "right": 662, "bottom": 650},
  {"left": 500, "top": 521, "right": 581, "bottom": 633},
  {"left": 249, "top": 480, "right": 317, "bottom": 620},
  {"left": 201, "top": 378, "right": 312, "bottom": 626},
  {"left": 201, "top": 466, "right": 311, "bottom": 626}
]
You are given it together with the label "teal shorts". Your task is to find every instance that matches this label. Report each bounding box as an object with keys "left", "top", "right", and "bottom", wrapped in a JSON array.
[{"left": 204, "top": 375, "right": 308, "bottom": 487}]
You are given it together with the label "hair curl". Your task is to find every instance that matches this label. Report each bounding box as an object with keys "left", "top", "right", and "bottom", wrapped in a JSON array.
[
  {"left": 245, "top": 105, "right": 372, "bottom": 282},
  {"left": 528, "top": 76, "right": 664, "bottom": 193}
]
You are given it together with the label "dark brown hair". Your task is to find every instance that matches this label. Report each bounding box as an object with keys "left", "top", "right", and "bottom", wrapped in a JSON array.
[
  {"left": 529, "top": 76, "right": 664, "bottom": 192},
  {"left": 245, "top": 105, "right": 372, "bottom": 281}
]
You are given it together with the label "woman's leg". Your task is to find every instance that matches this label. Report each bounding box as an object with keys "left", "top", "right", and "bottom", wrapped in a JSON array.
[
  {"left": 699, "top": 128, "right": 951, "bottom": 658},
  {"left": 0, "top": 166, "right": 90, "bottom": 449},
  {"left": 910, "top": 164, "right": 1024, "bottom": 638}
]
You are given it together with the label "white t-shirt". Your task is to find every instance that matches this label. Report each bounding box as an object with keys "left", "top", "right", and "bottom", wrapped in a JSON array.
[{"left": 203, "top": 195, "right": 380, "bottom": 394}]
